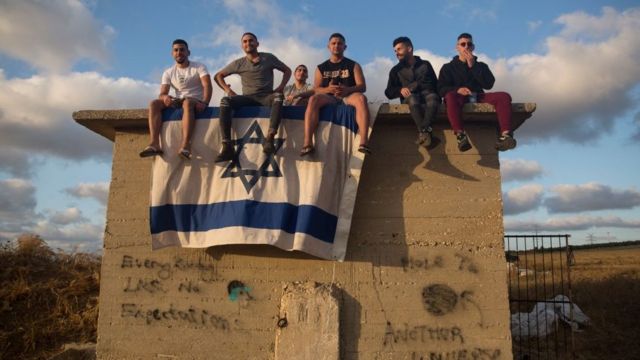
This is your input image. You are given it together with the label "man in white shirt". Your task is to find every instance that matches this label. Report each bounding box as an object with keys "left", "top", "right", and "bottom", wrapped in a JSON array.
[{"left": 139, "top": 39, "right": 212, "bottom": 160}]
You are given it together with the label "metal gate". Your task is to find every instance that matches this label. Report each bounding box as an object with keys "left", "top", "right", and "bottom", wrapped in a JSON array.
[{"left": 504, "top": 235, "right": 574, "bottom": 359}]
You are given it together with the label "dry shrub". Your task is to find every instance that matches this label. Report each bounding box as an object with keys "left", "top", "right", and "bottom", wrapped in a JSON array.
[{"left": 0, "top": 235, "right": 101, "bottom": 360}]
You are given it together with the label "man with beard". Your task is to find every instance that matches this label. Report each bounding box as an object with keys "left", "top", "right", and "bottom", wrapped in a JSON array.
[
  {"left": 385, "top": 36, "right": 440, "bottom": 148},
  {"left": 300, "top": 33, "right": 371, "bottom": 156},
  {"left": 139, "top": 39, "right": 212, "bottom": 160},
  {"left": 214, "top": 32, "right": 291, "bottom": 161}
]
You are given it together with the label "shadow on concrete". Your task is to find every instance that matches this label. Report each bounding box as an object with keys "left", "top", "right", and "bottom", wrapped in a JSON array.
[{"left": 340, "top": 290, "right": 362, "bottom": 360}]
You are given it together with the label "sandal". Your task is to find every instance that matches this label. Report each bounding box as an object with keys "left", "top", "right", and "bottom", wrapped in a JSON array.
[
  {"left": 299, "top": 145, "right": 315, "bottom": 157},
  {"left": 139, "top": 145, "right": 163, "bottom": 158},
  {"left": 178, "top": 148, "right": 192, "bottom": 160},
  {"left": 358, "top": 144, "right": 372, "bottom": 155}
]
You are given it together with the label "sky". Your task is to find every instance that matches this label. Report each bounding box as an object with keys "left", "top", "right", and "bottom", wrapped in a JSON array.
[{"left": 0, "top": 0, "right": 639, "bottom": 252}]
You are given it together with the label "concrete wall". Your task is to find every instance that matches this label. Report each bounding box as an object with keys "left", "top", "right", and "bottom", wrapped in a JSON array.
[{"left": 77, "top": 105, "right": 531, "bottom": 359}]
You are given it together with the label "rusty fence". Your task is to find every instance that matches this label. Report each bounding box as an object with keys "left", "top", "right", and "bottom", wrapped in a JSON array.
[{"left": 504, "top": 234, "right": 575, "bottom": 360}]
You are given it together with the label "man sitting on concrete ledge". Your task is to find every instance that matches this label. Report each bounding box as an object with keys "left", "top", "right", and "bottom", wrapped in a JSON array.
[
  {"left": 214, "top": 32, "right": 291, "bottom": 161},
  {"left": 139, "top": 39, "right": 212, "bottom": 160},
  {"left": 300, "top": 33, "right": 371, "bottom": 156},
  {"left": 438, "top": 32, "right": 517, "bottom": 152},
  {"left": 385, "top": 36, "right": 440, "bottom": 149},
  {"left": 284, "top": 64, "right": 314, "bottom": 106}
]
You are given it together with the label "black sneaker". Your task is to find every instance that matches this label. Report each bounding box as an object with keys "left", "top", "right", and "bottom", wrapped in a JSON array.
[
  {"left": 263, "top": 136, "right": 275, "bottom": 154},
  {"left": 215, "top": 141, "right": 234, "bottom": 162},
  {"left": 416, "top": 129, "right": 433, "bottom": 148},
  {"left": 456, "top": 132, "right": 472, "bottom": 152},
  {"left": 495, "top": 133, "right": 517, "bottom": 151}
]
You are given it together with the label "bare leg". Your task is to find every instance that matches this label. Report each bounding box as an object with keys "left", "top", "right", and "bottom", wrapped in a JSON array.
[
  {"left": 303, "top": 94, "right": 336, "bottom": 147},
  {"left": 343, "top": 92, "right": 370, "bottom": 146},
  {"left": 180, "top": 98, "right": 196, "bottom": 151},
  {"left": 148, "top": 99, "right": 166, "bottom": 149}
]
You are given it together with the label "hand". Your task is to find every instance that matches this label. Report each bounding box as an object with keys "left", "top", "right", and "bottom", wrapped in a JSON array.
[
  {"left": 225, "top": 89, "right": 237, "bottom": 97},
  {"left": 195, "top": 101, "right": 207, "bottom": 112},
  {"left": 457, "top": 87, "right": 472, "bottom": 96},
  {"left": 332, "top": 84, "right": 345, "bottom": 97},
  {"left": 286, "top": 94, "right": 295, "bottom": 103},
  {"left": 462, "top": 48, "right": 475, "bottom": 67},
  {"left": 162, "top": 95, "right": 173, "bottom": 107},
  {"left": 400, "top": 87, "right": 412, "bottom": 98}
]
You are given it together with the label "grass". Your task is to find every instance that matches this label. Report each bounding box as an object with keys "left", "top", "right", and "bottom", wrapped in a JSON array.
[
  {"left": 0, "top": 235, "right": 100, "bottom": 360},
  {"left": 508, "top": 245, "right": 640, "bottom": 359},
  {"left": 1, "top": 235, "right": 638, "bottom": 359}
]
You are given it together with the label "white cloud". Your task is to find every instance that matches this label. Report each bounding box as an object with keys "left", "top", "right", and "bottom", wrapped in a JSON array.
[
  {"left": 545, "top": 182, "right": 640, "bottom": 213},
  {"left": 64, "top": 182, "right": 110, "bottom": 206},
  {"left": 505, "top": 215, "right": 640, "bottom": 232},
  {"left": 0, "top": 71, "right": 156, "bottom": 173},
  {"left": 503, "top": 184, "right": 544, "bottom": 215},
  {"left": 0, "top": 178, "right": 37, "bottom": 225},
  {"left": 501, "top": 159, "right": 544, "bottom": 182},
  {"left": 48, "top": 207, "right": 87, "bottom": 225},
  {"left": 495, "top": 7, "right": 640, "bottom": 141},
  {"left": 528, "top": 20, "right": 543, "bottom": 32},
  {"left": 32, "top": 220, "right": 103, "bottom": 252},
  {"left": 0, "top": 0, "right": 114, "bottom": 73}
]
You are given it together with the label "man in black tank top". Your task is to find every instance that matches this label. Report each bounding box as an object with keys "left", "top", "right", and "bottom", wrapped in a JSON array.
[{"left": 300, "top": 33, "right": 371, "bottom": 156}]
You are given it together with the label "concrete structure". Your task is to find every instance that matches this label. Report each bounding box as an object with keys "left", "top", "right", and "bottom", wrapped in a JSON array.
[{"left": 74, "top": 102, "right": 535, "bottom": 359}]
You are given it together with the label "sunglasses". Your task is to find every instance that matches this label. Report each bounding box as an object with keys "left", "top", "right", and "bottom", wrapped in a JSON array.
[{"left": 459, "top": 42, "right": 474, "bottom": 48}]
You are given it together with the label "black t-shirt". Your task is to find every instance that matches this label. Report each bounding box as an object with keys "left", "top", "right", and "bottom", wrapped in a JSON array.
[{"left": 317, "top": 57, "right": 357, "bottom": 88}]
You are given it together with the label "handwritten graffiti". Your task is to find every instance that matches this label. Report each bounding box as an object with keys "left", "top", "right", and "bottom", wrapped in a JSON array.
[
  {"left": 384, "top": 322, "right": 464, "bottom": 346},
  {"left": 401, "top": 256, "right": 444, "bottom": 272},
  {"left": 227, "top": 280, "right": 253, "bottom": 308},
  {"left": 123, "top": 277, "right": 167, "bottom": 294},
  {"left": 121, "top": 303, "right": 229, "bottom": 331},
  {"left": 422, "top": 284, "right": 458, "bottom": 316},
  {"left": 421, "top": 284, "right": 486, "bottom": 327},
  {"left": 454, "top": 253, "right": 479, "bottom": 274},
  {"left": 178, "top": 281, "right": 200, "bottom": 293},
  {"left": 120, "top": 255, "right": 218, "bottom": 282},
  {"left": 401, "top": 253, "right": 479, "bottom": 274},
  {"left": 411, "top": 349, "right": 501, "bottom": 360}
]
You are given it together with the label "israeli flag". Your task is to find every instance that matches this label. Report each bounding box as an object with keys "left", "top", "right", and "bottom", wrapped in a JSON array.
[{"left": 149, "top": 105, "right": 376, "bottom": 261}]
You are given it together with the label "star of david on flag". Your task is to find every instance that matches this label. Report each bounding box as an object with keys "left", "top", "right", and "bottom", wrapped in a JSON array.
[{"left": 148, "top": 105, "right": 376, "bottom": 260}]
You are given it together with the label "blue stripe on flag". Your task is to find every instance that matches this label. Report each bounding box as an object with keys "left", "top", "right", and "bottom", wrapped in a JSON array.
[
  {"left": 150, "top": 200, "right": 337, "bottom": 244},
  {"left": 162, "top": 105, "right": 357, "bottom": 133}
]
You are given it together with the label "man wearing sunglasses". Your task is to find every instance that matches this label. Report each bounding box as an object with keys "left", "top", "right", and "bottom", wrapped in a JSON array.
[
  {"left": 438, "top": 33, "right": 516, "bottom": 152},
  {"left": 385, "top": 36, "right": 440, "bottom": 148}
]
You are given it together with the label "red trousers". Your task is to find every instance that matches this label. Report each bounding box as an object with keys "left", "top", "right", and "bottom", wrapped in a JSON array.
[{"left": 444, "top": 91, "right": 512, "bottom": 133}]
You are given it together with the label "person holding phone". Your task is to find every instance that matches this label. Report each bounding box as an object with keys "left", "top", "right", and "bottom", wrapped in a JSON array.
[{"left": 438, "top": 33, "right": 516, "bottom": 152}]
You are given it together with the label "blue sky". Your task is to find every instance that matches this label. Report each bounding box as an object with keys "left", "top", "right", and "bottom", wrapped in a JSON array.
[{"left": 1, "top": 0, "right": 639, "bottom": 251}]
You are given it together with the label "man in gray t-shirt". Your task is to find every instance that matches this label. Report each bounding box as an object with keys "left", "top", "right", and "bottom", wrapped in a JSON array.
[{"left": 213, "top": 32, "right": 291, "bottom": 162}]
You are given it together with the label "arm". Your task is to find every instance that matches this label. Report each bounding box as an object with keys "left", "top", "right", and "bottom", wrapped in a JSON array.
[
  {"left": 384, "top": 67, "right": 402, "bottom": 99},
  {"left": 195, "top": 74, "right": 212, "bottom": 112},
  {"left": 437, "top": 65, "right": 457, "bottom": 98},
  {"left": 470, "top": 61, "right": 495, "bottom": 90},
  {"left": 274, "top": 62, "right": 292, "bottom": 94},
  {"left": 214, "top": 70, "right": 237, "bottom": 97},
  {"left": 158, "top": 84, "right": 172, "bottom": 107},
  {"left": 313, "top": 67, "right": 333, "bottom": 95},
  {"left": 415, "top": 61, "right": 438, "bottom": 94}
]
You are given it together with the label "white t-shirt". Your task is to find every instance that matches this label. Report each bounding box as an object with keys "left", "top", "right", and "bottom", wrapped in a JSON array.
[{"left": 161, "top": 61, "right": 209, "bottom": 100}]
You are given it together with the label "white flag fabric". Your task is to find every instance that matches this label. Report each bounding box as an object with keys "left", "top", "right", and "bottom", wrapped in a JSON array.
[{"left": 149, "top": 105, "right": 376, "bottom": 261}]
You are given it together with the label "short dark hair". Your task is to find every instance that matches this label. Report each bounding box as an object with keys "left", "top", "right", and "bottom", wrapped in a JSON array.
[
  {"left": 242, "top": 32, "right": 258, "bottom": 41},
  {"left": 172, "top": 39, "right": 189, "bottom": 49},
  {"left": 393, "top": 36, "right": 413, "bottom": 48},
  {"left": 457, "top": 33, "right": 473, "bottom": 41},
  {"left": 295, "top": 64, "right": 308, "bottom": 72},
  {"left": 329, "top": 33, "right": 345, "bottom": 42}
]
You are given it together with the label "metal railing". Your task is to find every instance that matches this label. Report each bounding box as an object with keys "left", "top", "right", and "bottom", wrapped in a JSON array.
[{"left": 505, "top": 234, "right": 574, "bottom": 359}]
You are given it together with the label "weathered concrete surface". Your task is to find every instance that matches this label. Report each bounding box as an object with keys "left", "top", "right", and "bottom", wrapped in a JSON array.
[
  {"left": 275, "top": 282, "right": 341, "bottom": 360},
  {"left": 74, "top": 103, "right": 535, "bottom": 359}
]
